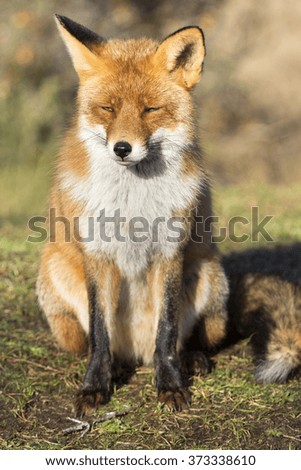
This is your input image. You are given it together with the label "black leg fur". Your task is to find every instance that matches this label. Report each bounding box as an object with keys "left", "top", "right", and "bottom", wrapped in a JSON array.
[
  {"left": 74, "top": 283, "right": 112, "bottom": 417},
  {"left": 154, "top": 277, "right": 191, "bottom": 411}
]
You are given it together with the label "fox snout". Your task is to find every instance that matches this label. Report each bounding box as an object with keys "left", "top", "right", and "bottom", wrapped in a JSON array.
[
  {"left": 113, "top": 141, "right": 132, "bottom": 160},
  {"left": 108, "top": 138, "right": 147, "bottom": 166}
]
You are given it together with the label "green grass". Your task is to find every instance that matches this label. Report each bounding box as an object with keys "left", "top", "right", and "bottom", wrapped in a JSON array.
[
  {"left": 213, "top": 183, "right": 301, "bottom": 251},
  {"left": 0, "top": 181, "right": 301, "bottom": 449},
  {"left": 0, "top": 164, "right": 51, "bottom": 224}
]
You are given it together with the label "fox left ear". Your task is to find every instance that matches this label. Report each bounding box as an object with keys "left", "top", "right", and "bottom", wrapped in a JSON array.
[{"left": 154, "top": 26, "right": 206, "bottom": 89}]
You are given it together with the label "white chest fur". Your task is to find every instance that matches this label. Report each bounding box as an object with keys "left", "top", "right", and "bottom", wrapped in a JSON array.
[{"left": 60, "top": 122, "right": 199, "bottom": 278}]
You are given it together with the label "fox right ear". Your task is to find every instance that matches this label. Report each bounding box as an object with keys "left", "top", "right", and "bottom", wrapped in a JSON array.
[
  {"left": 154, "top": 26, "right": 206, "bottom": 89},
  {"left": 54, "top": 15, "right": 105, "bottom": 78}
]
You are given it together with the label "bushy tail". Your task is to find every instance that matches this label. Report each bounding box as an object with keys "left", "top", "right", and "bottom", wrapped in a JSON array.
[
  {"left": 255, "top": 330, "right": 301, "bottom": 383},
  {"left": 255, "top": 353, "right": 300, "bottom": 383},
  {"left": 224, "top": 270, "right": 301, "bottom": 384}
]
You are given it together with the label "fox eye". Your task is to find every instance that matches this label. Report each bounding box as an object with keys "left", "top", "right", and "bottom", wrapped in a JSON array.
[
  {"left": 143, "top": 106, "right": 163, "bottom": 113},
  {"left": 100, "top": 106, "right": 114, "bottom": 112}
]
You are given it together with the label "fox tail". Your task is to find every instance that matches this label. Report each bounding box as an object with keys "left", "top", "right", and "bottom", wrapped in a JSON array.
[{"left": 255, "top": 338, "right": 301, "bottom": 383}]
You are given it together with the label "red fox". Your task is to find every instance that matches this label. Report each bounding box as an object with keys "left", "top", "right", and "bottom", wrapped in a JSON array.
[{"left": 37, "top": 15, "right": 229, "bottom": 416}]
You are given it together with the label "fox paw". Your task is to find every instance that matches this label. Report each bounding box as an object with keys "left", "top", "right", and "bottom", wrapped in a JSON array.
[
  {"left": 158, "top": 387, "right": 191, "bottom": 411},
  {"left": 181, "top": 350, "right": 211, "bottom": 377},
  {"left": 74, "top": 389, "right": 110, "bottom": 418}
]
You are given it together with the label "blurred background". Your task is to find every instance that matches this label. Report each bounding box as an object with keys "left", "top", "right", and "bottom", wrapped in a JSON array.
[{"left": 1, "top": 0, "right": 301, "bottom": 234}]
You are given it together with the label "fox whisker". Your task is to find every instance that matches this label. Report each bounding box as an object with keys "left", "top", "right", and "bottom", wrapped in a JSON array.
[{"left": 82, "top": 127, "right": 107, "bottom": 145}]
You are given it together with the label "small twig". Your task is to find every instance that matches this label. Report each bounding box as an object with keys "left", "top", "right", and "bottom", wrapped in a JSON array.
[
  {"left": 63, "top": 403, "right": 144, "bottom": 437},
  {"left": 92, "top": 409, "right": 131, "bottom": 425},
  {"left": 63, "top": 417, "right": 91, "bottom": 437}
]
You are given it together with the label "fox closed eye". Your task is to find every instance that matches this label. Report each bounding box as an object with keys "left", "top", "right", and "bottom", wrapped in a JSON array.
[
  {"left": 99, "top": 106, "right": 114, "bottom": 112},
  {"left": 143, "top": 106, "right": 163, "bottom": 113}
]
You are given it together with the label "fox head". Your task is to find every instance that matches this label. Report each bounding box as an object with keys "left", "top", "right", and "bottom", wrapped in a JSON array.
[{"left": 55, "top": 15, "right": 205, "bottom": 168}]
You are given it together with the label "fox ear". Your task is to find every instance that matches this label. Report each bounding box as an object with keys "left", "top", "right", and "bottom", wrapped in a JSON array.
[
  {"left": 54, "top": 15, "right": 105, "bottom": 77},
  {"left": 154, "top": 26, "right": 206, "bottom": 89}
]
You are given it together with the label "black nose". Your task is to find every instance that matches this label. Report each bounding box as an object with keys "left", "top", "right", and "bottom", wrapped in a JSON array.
[{"left": 113, "top": 141, "right": 132, "bottom": 159}]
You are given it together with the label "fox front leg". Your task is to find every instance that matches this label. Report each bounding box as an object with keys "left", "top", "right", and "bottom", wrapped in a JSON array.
[
  {"left": 75, "top": 285, "right": 112, "bottom": 417},
  {"left": 154, "top": 258, "right": 191, "bottom": 411},
  {"left": 74, "top": 281, "right": 112, "bottom": 417},
  {"left": 74, "top": 257, "right": 122, "bottom": 417}
]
